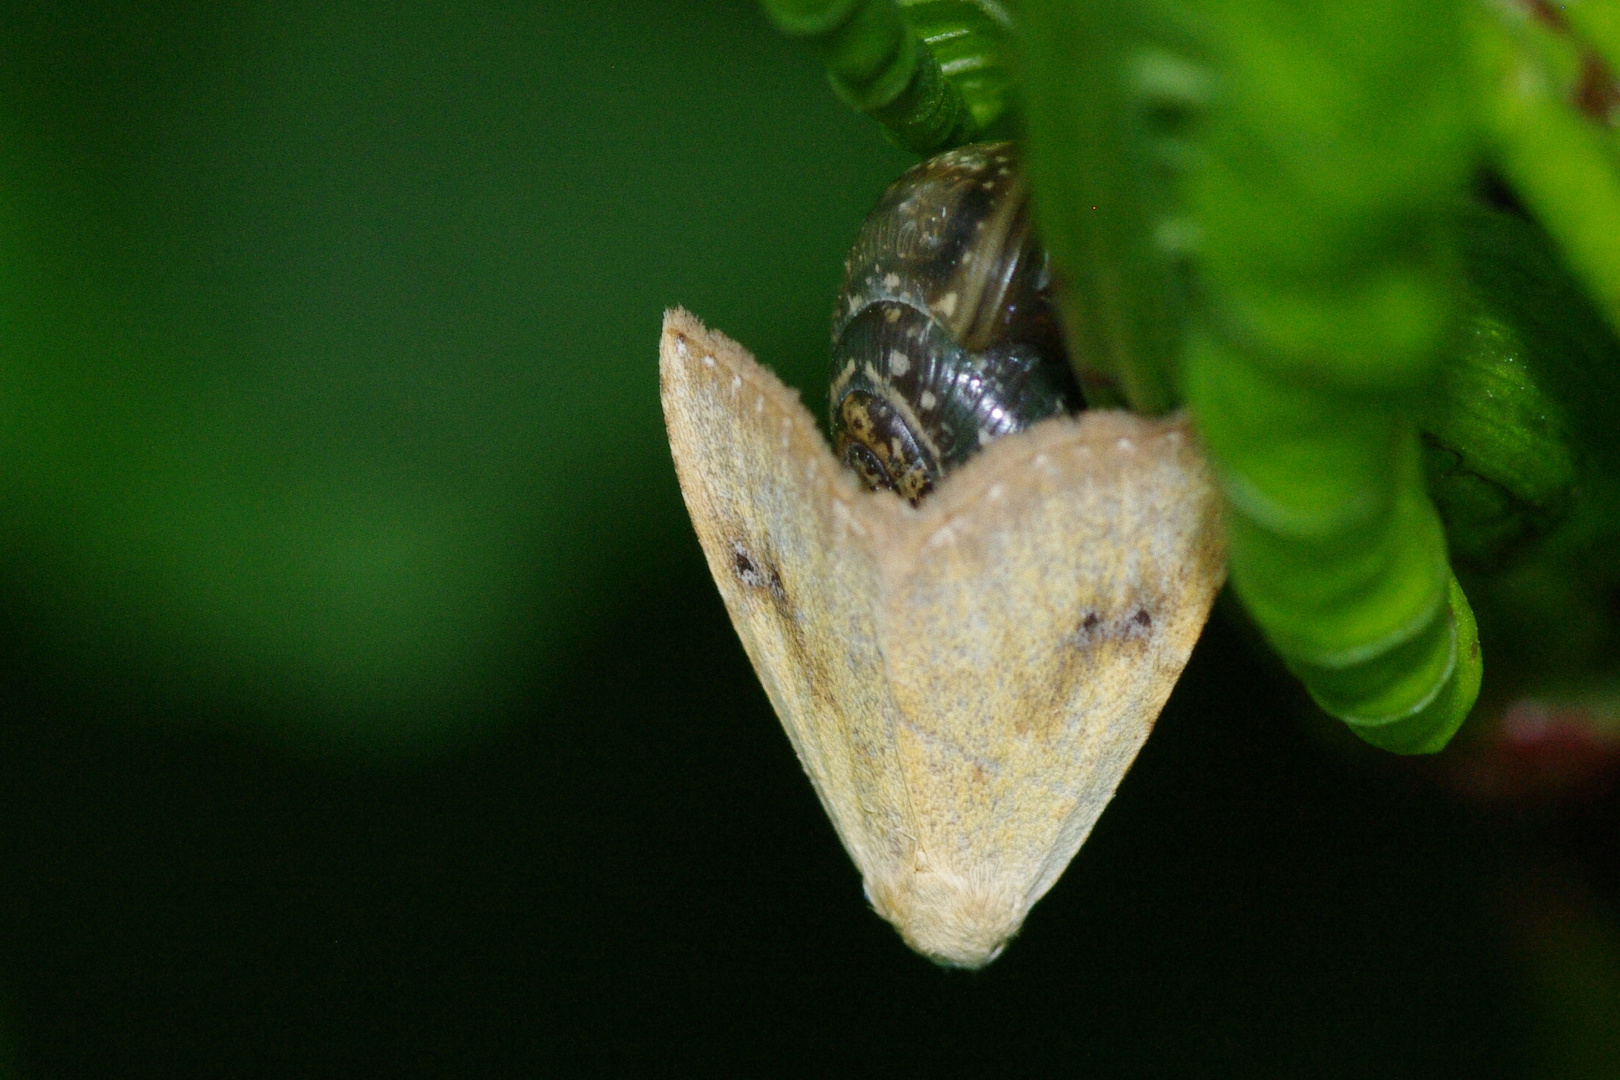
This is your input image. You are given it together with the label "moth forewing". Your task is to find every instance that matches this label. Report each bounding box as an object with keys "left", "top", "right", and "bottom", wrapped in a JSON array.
[
  {"left": 659, "top": 308, "right": 1226, "bottom": 969},
  {"left": 659, "top": 309, "right": 916, "bottom": 885},
  {"left": 871, "top": 413, "right": 1224, "bottom": 964}
]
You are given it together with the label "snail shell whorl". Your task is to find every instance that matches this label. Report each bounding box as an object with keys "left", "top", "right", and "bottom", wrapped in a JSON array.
[{"left": 830, "top": 142, "right": 1081, "bottom": 504}]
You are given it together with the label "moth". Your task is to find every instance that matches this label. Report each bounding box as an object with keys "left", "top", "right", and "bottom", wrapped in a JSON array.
[{"left": 660, "top": 308, "right": 1225, "bottom": 968}]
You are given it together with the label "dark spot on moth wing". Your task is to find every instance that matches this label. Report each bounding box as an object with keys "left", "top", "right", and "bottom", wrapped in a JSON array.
[
  {"left": 725, "top": 535, "right": 848, "bottom": 717},
  {"left": 1117, "top": 606, "right": 1157, "bottom": 641},
  {"left": 1065, "top": 606, "right": 1157, "bottom": 649},
  {"left": 1116, "top": 605, "right": 1156, "bottom": 642},
  {"left": 730, "top": 540, "right": 787, "bottom": 605},
  {"left": 1061, "top": 612, "right": 1089, "bottom": 647},
  {"left": 731, "top": 545, "right": 761, "bottom": 582},
  {"left": 1065, "top": 611, "right": 1101, "bottom": 648}
]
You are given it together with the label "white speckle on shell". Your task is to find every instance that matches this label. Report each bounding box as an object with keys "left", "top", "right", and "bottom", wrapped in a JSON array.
[
  {"left": 675, "top": 337, "right": 690, "bottom": 358},
  {"left": 730, "top": 373, "right": 742, "bottom": 392},
  {"left": 938, "top": 291, "right": 959, "bottom": 317},
  {"left": 885, "top": 307, "right": 902, "bottom": 323},
  {"left": 919, "top": 390, "right": 937, "bottom": 411},
  {"left": 978, "top": 427, "right": 993, "bottom": 447},
  {"left": 883, "top": 272, "right": 901, "bottom": 290},
  {"left": 889, "top": 350, "right": 911, "bottom": 376},
  {"left": 1117, "top": 437, "right": 1134, "bottom": 451},
  {"left": 702, "top": 354, "right": 716, "bottom": 367}
]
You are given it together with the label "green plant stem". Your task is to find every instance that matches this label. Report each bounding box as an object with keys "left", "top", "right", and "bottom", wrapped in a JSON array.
[{"left": 761, "top": 0, "right": 977, "bottom": 152}]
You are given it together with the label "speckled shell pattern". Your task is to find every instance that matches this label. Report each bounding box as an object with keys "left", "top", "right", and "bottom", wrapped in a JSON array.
[{"left": 830, "top": 142, "right": 1080, "bottom": 504}]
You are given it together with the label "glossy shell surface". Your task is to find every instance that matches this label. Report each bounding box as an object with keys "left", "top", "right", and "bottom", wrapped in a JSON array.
[{"left": 830, "top": 142, "right": 1080, "bottom": 504}]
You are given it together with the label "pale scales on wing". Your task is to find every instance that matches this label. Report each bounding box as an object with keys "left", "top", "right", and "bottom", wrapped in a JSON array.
[{"left": 659, "top": 307, "right": 1226, "bottom": 968}]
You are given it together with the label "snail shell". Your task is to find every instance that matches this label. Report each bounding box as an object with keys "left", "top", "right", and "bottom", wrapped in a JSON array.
[{"left": 830, "top": 142, "right": 1082, "bottom": 504}]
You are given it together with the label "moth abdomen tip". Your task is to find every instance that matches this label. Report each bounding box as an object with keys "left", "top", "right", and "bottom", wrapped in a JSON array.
[{"left": 867, "top": 868, "right": 1027, "bottom": 970}]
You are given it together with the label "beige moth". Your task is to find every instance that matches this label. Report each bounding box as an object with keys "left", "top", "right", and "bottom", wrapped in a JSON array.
[{"left": 660, "top": 308, "right": 1226, "bottom": 968}]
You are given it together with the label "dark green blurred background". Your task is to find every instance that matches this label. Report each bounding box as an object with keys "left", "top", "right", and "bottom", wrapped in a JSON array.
[{"left": 0, "top": 2, "right": 1613, "bottom": 1075}]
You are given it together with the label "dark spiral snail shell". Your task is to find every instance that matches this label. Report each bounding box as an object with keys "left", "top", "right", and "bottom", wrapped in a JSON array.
[{"left": 830, "top": 142, "right": 1082, "bottom": 504}]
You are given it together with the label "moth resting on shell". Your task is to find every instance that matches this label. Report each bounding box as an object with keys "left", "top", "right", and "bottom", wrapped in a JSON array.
[
  {"left": 659, "top": 145, "right": 1225, "bottom": 969},
  {"left": 661, "top": 308, "right": 1224, "bottom": 967}
]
